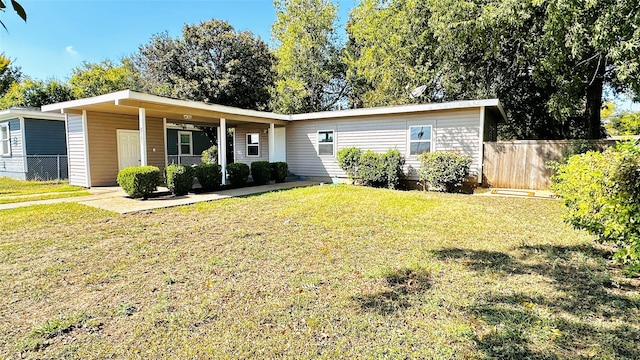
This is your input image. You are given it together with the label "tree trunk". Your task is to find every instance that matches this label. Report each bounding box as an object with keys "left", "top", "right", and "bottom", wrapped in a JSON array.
[{"left": 584, "top": 54, "right": 605, "bottom": 139}]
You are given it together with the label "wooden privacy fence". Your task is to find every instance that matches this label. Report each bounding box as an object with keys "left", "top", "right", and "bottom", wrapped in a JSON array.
[{"left": 482, "top": 140, "right": 615, "bottom": 190}]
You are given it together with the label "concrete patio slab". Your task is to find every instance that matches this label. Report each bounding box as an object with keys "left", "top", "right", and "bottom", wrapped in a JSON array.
[{"left": 0, "top": 181, "right": 319, "bottom": 214}]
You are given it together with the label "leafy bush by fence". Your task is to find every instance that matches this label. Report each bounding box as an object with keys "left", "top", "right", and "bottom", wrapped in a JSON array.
[{"left": 551, "top": 141, "right": 640, "bottom": 273}]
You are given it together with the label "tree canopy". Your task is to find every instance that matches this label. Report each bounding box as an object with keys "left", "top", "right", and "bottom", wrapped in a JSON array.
[
  {"left": 271, "top": 0, "right": 347, "bottom": 114},
  {"left": 0, "top": 78, "right": 74, "bottom": 109},
  {"left": 0, "top": 53, "right": 22, "bottom": 98},
  {"left": 131, "top": 19, "right": 275, "bottom": 110},
  {"left": 69, "top": 60, "right": 139, "bottom": 98},
  {"left": 344, "top": 0, "right": 640, "bottom": 139}
]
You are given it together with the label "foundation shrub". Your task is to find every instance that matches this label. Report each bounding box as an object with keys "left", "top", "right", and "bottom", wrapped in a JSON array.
[
  {"left": 165, "top": 163, "right": 194, "bottom": 195},
  {"left": 251, "top": 161, "right": 272, "bottom": 185},
  {"left": 226, "top": 162, "right": 250, "bottom": 187},
  {"left": 116, "top": 166, "right": 161, "bottom": 199},
  {"left": 194, "top": 163, "right": 222, "bottom": 191},
  {"left": 419, "top": 151, "right": 471, "bottom": 192},
  {"left": 270, "top": 162, "right": 289, "bottom": 183}
]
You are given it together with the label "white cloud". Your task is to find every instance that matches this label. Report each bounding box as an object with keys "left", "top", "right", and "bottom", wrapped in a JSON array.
[{"left": 65, "top": 46, "right": 78, "bottom": 56}]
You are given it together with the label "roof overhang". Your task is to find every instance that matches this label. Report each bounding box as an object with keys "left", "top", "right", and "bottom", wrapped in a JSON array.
[
  {"left": 0, "top": 108, "right": 66, "bottom": 122},
  {"left": 41, "top": 90, "right": 289, "bottom": 126},
  {"left": 289, "top": 99, "right": 507, "bottom": 122}
]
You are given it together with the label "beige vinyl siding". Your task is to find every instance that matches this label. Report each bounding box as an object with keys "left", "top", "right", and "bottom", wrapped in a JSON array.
[
  {"left": 86, "top": 111, "right": 165, "bottom": 186},
  {"left": 0, "top": 118, "right": 26, "bottom": 179},
  {"left": 286, "top": 108, "right": 482, "bottom": 181},
  {"left": 234, "top": 124, "right": 269, "bottom": 166},
  {"left": 66, "top": 114, "right": 90, "bottom": 187}
]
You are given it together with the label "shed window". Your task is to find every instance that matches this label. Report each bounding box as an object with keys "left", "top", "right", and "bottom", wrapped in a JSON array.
[
  {"left": 0, "top": 124, "right": 10, "bottom": 156},
  {"left": 409, "top": 125, "right": 432, "bottom": 156},
  {"left": 178, "top": 131, "right": 193, "bottom": 156},
  {"left": 318, "top": 130, "right": 334, "bottom": 156},
  {"left": 246, "top": 133, "right": 260, "bottom": 157}
]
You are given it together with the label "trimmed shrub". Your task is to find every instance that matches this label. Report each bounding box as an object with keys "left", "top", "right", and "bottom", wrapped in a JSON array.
[
  {"left": 226, "top": 162, "right": 250, "bottom": 187},
  {"left": 337, "top": 147, "right": 362, "bottom": 181},
  {"left": 382, "top": 149, "right": 405, "bottom": 190},
  {"left": 165, "top": 163, "right": 194, "bottom": 196},
  {"left": 419, "top": 151, "right": 472, "bottom": 192},
  {"left": 201, "top": 145, "right": 218, "bottom": 164},
  {"left": 551, "top": 141, "right": 640, "bottom": 273},
  {"left": 116, "top": 166, "right": 161, "bottom": 199},
  {"left": 251, "top": 161, "right": 272, "bottom": 185},
  {"left": 194, "top": 163, "right": 222, "bottom": 191},
  {"left": 359, "top": 150, "right": 387, "bottom": 188},
  {"left": 270, "top": 162, "right": 288, "bottom": 183}
]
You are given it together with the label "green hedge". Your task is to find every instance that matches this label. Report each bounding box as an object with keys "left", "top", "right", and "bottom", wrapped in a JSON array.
[
  {"left": 227, "top": 162, "right": 250, "bottom": 187},
  {"left": 551, "top": 141, "right": 640, "bottom": 273},
  {"left": 165, "top": 164, "right": 194, "bottom": 196},
  {"left": 418, "top": 151, "right": 471, "bottom": 193},
  {"left": 116, "top": 166, "right": 161, "bottom": 199},
  {"left": 337, "top": 148, "right": 404, "bottom": 189},
  {"left": 194, "top": 163, "right": 222, "bottom": 192},
  {"left": 251, "top": 161, "right": 272, "bottom": 185},
  {"left": 270, "top": 162, "right": 288, "bottom": 183}
]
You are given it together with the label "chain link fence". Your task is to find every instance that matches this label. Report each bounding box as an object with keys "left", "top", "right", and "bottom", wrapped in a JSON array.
[
  {"left": 25, "top": 155, "right": 68, "bottom": 181},
  {"left": 167, "top": 155, "right": 203, "bottom": 166}
]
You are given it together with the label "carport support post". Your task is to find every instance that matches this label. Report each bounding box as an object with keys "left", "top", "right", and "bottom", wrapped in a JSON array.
[
  {"left": 139, "top": 108, "right": 148, "bottom": 166},
  {"left": 268, "top": 123, "right": 275, "bottom": 162},
  {"left": 220, "top": 118, "right": 227, "bottom": 185}
]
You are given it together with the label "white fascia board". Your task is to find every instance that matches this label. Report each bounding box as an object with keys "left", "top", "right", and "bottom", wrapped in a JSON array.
[
  {"left": 126, "top": 91, "right": 290, "bottom": 121},
  {"left": 0, "top": 108, "right": 66, "bottom": 121},
  {"left": 41, "top": 90, "right": 132, "bottom": 113},
  {"left": 289, "top": 99, "right": 503, "bottom": 121}
]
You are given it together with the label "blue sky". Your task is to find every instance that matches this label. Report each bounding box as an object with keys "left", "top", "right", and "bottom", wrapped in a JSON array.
[{"left": 1, "top": 0, "right": 355, "bottom": 80}]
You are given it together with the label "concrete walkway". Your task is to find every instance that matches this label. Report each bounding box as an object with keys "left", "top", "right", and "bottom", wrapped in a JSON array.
[{"left": 0, "top": 181, "right": 319, "bottom": 214}]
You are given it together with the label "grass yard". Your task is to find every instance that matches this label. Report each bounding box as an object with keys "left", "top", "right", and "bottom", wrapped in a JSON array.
[
  {"left": 0, "top": 177, "right": 89, "bottom": 204},
  {"left": 0, "top": 185, "right": 638, "bottom": 359}
]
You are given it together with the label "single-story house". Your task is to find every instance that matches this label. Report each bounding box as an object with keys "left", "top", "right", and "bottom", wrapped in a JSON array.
[
  {"left": 0, "top": 108, "right": 68, "bottom": 180},
  {"left": 40, "top": 90, "right": 506, "bottom": 188}
]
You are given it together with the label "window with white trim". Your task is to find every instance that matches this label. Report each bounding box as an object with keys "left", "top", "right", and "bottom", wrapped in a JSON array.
[
  {"left": 409, "top": 125, "right": 432, "bottom": 155},
  {"left": 178, "top": 131, "right": 193, "bottom": 155},
  {"left": 246, "top": 133, "right": 260, "bottom": 156},
  {"left": 317, "top": 130, "right": 334, "bottom": 156},
  {"left": 0, "top": 124, "right": 10, "bottom": 156}
]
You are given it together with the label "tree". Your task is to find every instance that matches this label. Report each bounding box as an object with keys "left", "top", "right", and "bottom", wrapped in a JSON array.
[
  {"left": 69, "top": 59, "right": 140, "bottom": 98},
  {"left": 131, "top": 19, "right": 275, "bottom": 111},
  {"left": 346, "top": 0, "right": 640, "bottom": 139},
  {"left": 0, "top": 53, "right": 22, "bottom": 97},
  {"left": 607, "top": 112, "right": 640, "bottom": 136},
  {"left": 0, "top": 0, "right": 26, "bottom": 31},
  {"left": 0, "top": 78, "right": 74, "bottom": 109},
  {"left": 271, "top": 0, "right": 347, "bottom": 113}
]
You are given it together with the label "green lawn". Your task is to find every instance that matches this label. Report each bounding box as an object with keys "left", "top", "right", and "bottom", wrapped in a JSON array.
[
  {"left": 0, "top": 185, "right": 638, "bottom": 359},
  {"left": 0, "top": 177, "right": 89, "bottom": 204}
]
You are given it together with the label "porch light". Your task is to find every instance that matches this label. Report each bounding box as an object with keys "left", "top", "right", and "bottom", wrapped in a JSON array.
[{"left": 183, "top": 114, "right": 192, "bottom": 120}]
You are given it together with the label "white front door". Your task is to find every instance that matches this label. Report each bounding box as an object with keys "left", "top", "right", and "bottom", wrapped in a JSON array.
[
  {"left": 117, "top": 129, "right": 141, "bottom": 170},
  {"left": 273, "top": 127, "right": 286, "bottom": 162}
]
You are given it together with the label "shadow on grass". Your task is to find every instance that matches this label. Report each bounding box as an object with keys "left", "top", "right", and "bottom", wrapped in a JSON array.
[
  {"left": 432, "top": 245, "right": 640, "bottom": 359},
  {"left": 353, "top": 267, "right": 432, "bottom": 315}
]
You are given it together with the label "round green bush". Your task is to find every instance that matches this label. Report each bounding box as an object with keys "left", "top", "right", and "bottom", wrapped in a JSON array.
[
  {"left": 165, "top": 163, "right": 194, "bottom": 196},
  {"left": 116, "top": 166, "right": 161, "bottom": 199},
  {"left": 194, "top": 163, "right": 222, "bottom": 192},
  {"left": 419, "top": 151, "right": 471, "bottom": 192},
  {"left": 270, "top": 162, "right": 289, "bottom": 183},
  {"left": 251, "top": 161, "right": 271, "bottom": 185},
  {"left": 226, "top": 162, "right": 250, "bottom": 187}
]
